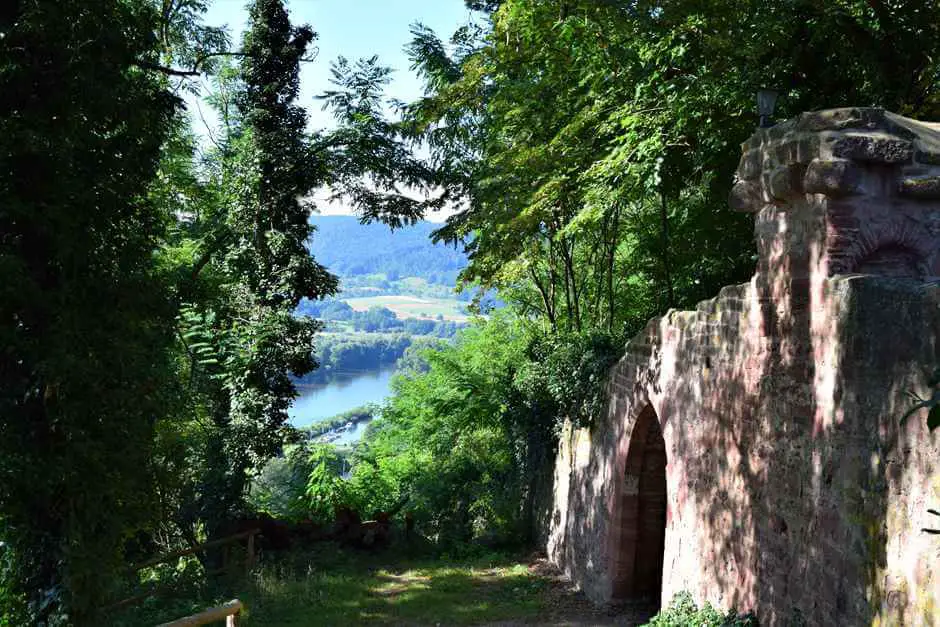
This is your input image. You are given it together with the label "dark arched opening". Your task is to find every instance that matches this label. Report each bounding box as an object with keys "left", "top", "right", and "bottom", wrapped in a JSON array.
[
  {"left": 855, "top": 244, "right": 922, "bottom": 278},
  {"left": 611, "top": 404, "right": 667, "bottom": 611}
]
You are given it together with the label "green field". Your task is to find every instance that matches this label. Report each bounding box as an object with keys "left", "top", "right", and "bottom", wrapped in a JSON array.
[{"left": 344, "top": 295, "right": 468, "bottom": 322}]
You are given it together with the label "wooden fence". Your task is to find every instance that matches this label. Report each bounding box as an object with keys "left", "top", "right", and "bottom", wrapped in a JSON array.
[
  {"left": 158, "top": 599, "right": 244, "bottom": 626},
  {"left": 129, "top": 528, "right": 259, "bottom": 575},
  {"left": 103, "top": 529, "right": 259, "bottom": 618}
]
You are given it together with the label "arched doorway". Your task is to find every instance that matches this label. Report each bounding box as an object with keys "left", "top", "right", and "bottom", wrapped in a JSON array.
[{"left": 611, "top": 404, "right": 667, "bottom": 610}]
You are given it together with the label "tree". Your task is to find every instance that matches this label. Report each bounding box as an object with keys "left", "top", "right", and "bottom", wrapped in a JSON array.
[
  {"left": 337, "top": 0, "right": 940, "bottom": 554},
  {"left": 179, "top": 0, "right": 338, "bottom": 544},
  {"left": 403, "top": 0, "right": 940, "bottom": 338},
  {"left": 318, "top": 55, "right": 449, "bottom": 229},
  {"left": 0, "top": 1, "right": 177, "bottom": 621}
]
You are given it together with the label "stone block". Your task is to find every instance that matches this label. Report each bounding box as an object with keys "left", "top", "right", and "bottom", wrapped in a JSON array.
[
  {"left": 803, "top": 158, "right": 861, "bottom": 196},
  {"left": 739, "top": 149, "right": 763, "bottom": 180},
  {"left": 832, "top": 134, "right": 913, "bottom": 164},
  {"left": 729, "top": 180, "right": 763, "bottom": 212}
]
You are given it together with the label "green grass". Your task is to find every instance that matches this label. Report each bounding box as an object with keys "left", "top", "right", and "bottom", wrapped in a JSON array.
[
  {"left": 240, "top": 547, "right": 543, "bottom": 626},
  {"left": 109, "top": 544, "right": 545, "bottom": 627},
  {"left": 344, "top": 295, "right": 468, "bottom": 322}
]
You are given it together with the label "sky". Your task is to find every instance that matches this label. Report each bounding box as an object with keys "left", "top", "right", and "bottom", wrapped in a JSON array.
[
  {"left": 189, "top": 1, "right": 473, "bottom": 221},
  {"left": 197, "top": 0, "right": 473, "bottom": 130}
]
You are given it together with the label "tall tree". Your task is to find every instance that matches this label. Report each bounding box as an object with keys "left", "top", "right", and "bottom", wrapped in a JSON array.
[
  {"left": 184, "top": 0, "right": 338, "bottom": 541},
  {"left": 0, "top": 0, "right": 177, "bottom": 622}
]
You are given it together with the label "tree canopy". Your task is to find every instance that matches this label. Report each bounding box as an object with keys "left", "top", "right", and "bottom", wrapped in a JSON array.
[{"left": 3, "top": 0, "right": 940, "bottom": 622}]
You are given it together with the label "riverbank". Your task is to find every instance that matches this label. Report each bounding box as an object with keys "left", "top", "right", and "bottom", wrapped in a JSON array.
[
  {"left": 289, "top": 367, "right": 395, "bottom": 429},
  {"left": 304, "top": 405, "right": 375, "bottom": 445}
]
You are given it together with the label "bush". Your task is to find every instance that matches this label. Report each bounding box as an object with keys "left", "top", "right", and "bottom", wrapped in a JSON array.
[
  {"left": 645, "top": 592, "right": 758, "bottom": 627},
  {"left": 249, "top": 444, "right": 315, "bottom": 522},
  {"left": 517, "top": 328, "right": 623, "bottom": 430}
]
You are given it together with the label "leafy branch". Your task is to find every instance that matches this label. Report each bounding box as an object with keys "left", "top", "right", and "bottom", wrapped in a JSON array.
[{"left": 900, "top": 368, "right": 940, "bottom": 432}]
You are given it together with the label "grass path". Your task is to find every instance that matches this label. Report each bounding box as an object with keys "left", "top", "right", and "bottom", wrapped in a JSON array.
[
  {"left": 109, "top": 544, "right": 656, "bottom": 626},
  {"left": 236, "top": 545, "right": 655, "bottom": 626}
]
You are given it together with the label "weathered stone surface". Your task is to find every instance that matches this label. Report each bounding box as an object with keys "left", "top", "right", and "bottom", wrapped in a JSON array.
[
  {"left": 738, "top": 149, "right": 762, "bottom": 181},
  {"left": 803, "top": 158, "right": 860, "bottom": 196},
  {"left": 914, "top": 147, "right": 940, "bottom": 165},
  {"left": 832, "top": 134, "right": 913, "bottom": 164},
  {"left": 541, "top": 109, "right": 940, "bottom": 627},
  {"left": 729, "top": 181, "right": 761, "bottom": 213},
  {"left": 766, "top": 165, "right": 803, "bottom": 200}
]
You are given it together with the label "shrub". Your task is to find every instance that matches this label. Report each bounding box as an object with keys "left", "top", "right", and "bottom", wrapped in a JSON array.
[{"left": 645, "top": 591, "right": 758, "bottom": 627}]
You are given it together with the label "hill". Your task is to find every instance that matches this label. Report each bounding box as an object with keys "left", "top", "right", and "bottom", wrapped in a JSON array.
[{"left": 308, "top": 215, "right": 467, "bottom": 285}]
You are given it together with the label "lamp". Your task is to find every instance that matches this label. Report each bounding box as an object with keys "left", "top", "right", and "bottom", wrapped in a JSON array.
[{"left": 757, "top": 88, "right": 779, "bottom": 128}]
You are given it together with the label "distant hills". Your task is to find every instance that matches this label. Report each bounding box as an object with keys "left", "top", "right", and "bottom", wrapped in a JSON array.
[{"left": 308, "top": 215, "right": 467, "bottom": 285}]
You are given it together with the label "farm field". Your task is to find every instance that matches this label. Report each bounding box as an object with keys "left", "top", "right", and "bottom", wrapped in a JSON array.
[{"left": 344, "top": 295, "right": 468, "bottom": 322}]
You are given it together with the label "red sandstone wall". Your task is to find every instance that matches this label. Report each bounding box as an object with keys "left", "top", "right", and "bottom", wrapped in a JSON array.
[
  {"left": 546, "top": 108, "right": 940, "bottom": 624},
  {"left": 545, "top": 275, "right": 940, "bottom": 625}
]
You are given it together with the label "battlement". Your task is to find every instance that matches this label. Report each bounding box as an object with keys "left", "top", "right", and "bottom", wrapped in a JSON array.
[
  {"left": 731, "top": 107, "right": 940, "bottom": 280},
  {"left": 543, "top": 108, "right": 940, "bottom": 626}
]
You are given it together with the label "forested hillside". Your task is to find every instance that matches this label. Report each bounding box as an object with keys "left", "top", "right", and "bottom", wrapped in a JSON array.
[
  {"left": 309, "top": 215, "right": 466, "bottom": 285},
  {"left": 297, "top": 216, "right": 471, "bottom": 382},
  {"left": 3, "top": 0, "right": 940, "bottom": 625}
]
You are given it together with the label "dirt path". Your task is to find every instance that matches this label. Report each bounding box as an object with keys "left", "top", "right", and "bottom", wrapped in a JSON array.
[{"left": 480, "top": 557, "right": 656, "bottom": 627}]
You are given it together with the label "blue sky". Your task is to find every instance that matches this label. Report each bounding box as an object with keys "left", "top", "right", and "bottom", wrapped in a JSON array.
[
  {"left": 200, "top": 0, "right": 473, "bottom": 130},
  {"left": 187, "top": 1, "right": 473, "bottom": 221}
]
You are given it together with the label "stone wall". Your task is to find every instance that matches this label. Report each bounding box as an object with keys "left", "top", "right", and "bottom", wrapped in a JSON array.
[{"left": 544, "top": 109, "right": 940, "bottom": 625}]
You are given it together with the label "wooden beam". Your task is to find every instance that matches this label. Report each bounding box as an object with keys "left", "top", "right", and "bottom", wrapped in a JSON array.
[
  {"left": 131, "top": 529, "right": 260, "bottom": 572},
  {"left": 158, "top": 599, "right": 243, "bottom": 627}
]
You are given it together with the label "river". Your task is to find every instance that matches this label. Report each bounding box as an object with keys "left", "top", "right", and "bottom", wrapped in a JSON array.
[{"left": 289, "top": 367, "right": 396, "bottom": 443}]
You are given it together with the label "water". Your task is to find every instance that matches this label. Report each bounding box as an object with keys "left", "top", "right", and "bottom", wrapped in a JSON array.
[{"left": 289, "top": 367, "right": 396, "bottom": 430}]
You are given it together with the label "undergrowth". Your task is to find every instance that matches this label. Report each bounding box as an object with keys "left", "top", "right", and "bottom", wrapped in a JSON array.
[{"left": 645, "top": 591, "right": 759, "bottom": 627}]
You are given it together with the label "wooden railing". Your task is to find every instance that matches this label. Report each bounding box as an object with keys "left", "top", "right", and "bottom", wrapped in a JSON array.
[
  {"left": 130, "top": 528, "right": 259, "bottom": 575},
  {"left": 158, "top": 599, "right": 244, "bottom": 626},
  {"left": 103, "top": 529, "right": 259, "bottom": 615}
]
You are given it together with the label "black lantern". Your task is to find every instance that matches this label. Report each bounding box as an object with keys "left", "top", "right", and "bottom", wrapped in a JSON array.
[{"left": 757, "top": 89, "right": 779, "bottom": 128}]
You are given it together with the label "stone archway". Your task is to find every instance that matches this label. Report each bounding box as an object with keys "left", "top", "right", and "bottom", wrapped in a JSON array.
[{"left": 611, "top": 404, "right": 667, "bottom": 609}]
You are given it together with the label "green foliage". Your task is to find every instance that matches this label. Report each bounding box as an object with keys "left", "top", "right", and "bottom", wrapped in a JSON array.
[
  {"left": 403, "top": 0, "right": 940, "bottom": 341},
  {"left": 318, "top": 58, "right": 448, "bottom": 228},
  {"left": 902, "top": 367, "right": 940, "bottom": 432},
  {"left": 341, "top": 312, "right": 616, "bottom": 546},
  {"left": 249, "top": 444, "right": 316, "bottom": 522},
  {"left": 0, "top": 0, "right": 178, "bottom": 621},
  {"left": 645, "top": 591, "right": 758, "bottom": 627},
  {"left": 345, "top": 315, "right": 529, "bottom": 544},
  {"left": 519, "top": 329, "right": 623, "bottom": 429},
  {"left": 156, "top": 0, "right": 340, "bottom": 546},
  {"left": 305, "top": 445, "right": 352, "bottom": 523}
]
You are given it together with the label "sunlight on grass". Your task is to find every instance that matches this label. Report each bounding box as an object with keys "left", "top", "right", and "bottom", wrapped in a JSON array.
[{"left": 237, "top": 546, "right": 543, "bottom": 626}]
